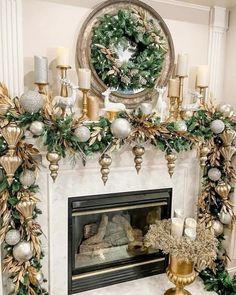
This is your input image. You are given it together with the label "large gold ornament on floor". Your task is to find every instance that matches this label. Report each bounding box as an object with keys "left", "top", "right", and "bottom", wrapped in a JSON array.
[
  {"left": 46, "top": 152, "right": 61, "bottom": 182},
  {"left": 1, "top": 122, "right": 23, "bottom": 156},
  {"left": 99, "top": 154, "right": 112, "bottom": 185},
  {"left": 132, "top": 146, "right": 145, "bottom": 174},
  {"left": 165, "top": 153, "right": 177, "bottom": 177},
  {"left": 165, "top": 256, "right": 196, "bottom": 295},
  {"left": 0, "top": 154, "right": 22, "bottom": 185}
]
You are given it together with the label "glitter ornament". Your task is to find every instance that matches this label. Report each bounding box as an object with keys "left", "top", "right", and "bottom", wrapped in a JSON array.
[
  {"left": 19, "top": 91, "right": 44, "bottom": 113},
  {"left": 212, "top": 220, "right": 224, "bottom": 236},
  {"left": 111, "top": 118, "right": 131, "bottom": 139},
  {"left": 30, "top": 121, "right": 44, "bottom": 136},
  {"left": 19, "top": 169, "right": 36, "bottom": 188},
  {"left": 5, "top": 229, "right": 21, "bottom": 246},
  {"left": 74, "top": 126, "right": 91, "bottom": 142},
  {"left": 210, "top": 119, "right": 225, "bottom": 134},
  {"left": 13, "top": 241, "right": 33, "bottom": 262},
  {"left": 208, "top": 168, "right": 221, "bottom": 182}
]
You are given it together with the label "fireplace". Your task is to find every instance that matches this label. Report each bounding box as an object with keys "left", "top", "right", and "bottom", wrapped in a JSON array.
[{"left": 68, "top": 189, "right": 172, "bottom": 294}]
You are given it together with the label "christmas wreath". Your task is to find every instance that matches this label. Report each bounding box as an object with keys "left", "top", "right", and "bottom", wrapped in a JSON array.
[{"left": 91, "top": 8, "right": 167, "bottom": 91}]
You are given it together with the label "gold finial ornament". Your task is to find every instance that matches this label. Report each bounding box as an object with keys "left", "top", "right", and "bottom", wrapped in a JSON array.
[
  {"left": 220, "top": 129, "right": 236, "bottom": 147},
  {"left": 215, "top": 180, "right": 231, "bottom": 200},
  {"left": 0, "top": 155, "right": 22, "bottom": 185},
  {"left": 132, "top": 146, "right": 145, "bottom": 174},
  {"left": 1, "top": 122, "right": 23, "bottom": 156},
  {"left": 46, "top": 152, "right": 61, "bottom": 182},
  {"left": 165, "top": 153, "right": 177, "bottom": 177},
  {"left": 164, "top": 256, "right": 196, "bottom": 295},
  {"left": 99, "top": 154, "right": 112, "bottom": 185},
  {"left": 220, "top": 146, "right": 236, "bottom": 163},
  {"left": 16, "top": 200, "right": 36, "bottom": 224},
  {"left": 199, "top": 145, "right": 211, "bottom": 168}
]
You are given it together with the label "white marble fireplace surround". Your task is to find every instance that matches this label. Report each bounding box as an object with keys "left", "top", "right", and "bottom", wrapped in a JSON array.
[{"left": 37, "top": 148, "right": 200, "bottom": 295}]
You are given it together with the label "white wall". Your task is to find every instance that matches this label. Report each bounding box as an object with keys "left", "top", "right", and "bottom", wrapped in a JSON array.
[
  {"left": 224, "top": 6, "right": 236, "bottom": 106},
  {"left": 22, "top": 0, "right": 210, "bottom": 103}
]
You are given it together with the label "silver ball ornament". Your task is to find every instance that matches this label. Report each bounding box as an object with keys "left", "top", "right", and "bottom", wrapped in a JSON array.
[
  {"left": 5, "top": 229, "right": 21, "bottom": 246},
  {"left": 212, "top": 220, "right": 224, "bottom": 236},
  {"left": 219, "top": 211, "right": 232, "bottom": 225},
  {"left": 30, "top": 121, "right": 44, "bottom": 136},
  {"left": 74, "top": 126, "right": 91, "bottom": 142},
  {"left": 111, "top": 118, "right": 131, "bottom": 139},
  {"left": 139, "top": 103, "right": 153, "bottom": 115},
  {"left": 210, "top": 119, "right": 225, "bottom": 134},
  {"left": 217, "top": 104, "right": 234, "bottom": 118},
  {"left": 174, "top": 120, "right": 187, "bottom": 133},
  {"left": 19, "top": 169, "right": 36, "bottom": 188},
  {"left": 13, "top": 241, "right": 33, "bottom": 262},
  {"left": 19, "top": 91, "right": 44, "bottom": 113},
  {"left": 208, "top": 168, "right": 221, "bottom": 182}
]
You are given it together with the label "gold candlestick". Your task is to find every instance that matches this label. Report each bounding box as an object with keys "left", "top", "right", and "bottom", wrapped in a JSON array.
[
  {"left": 78, "top": 88, "right": 89, "bottom": 122},
  {"left": 198, "top": 86, "right": 208, "bottom": 104},
  {"left": 177, "top": 76, "right": 187, "bottom": 119},
  {"left": 56, "top": 65, "right": 71, "bottom": 97},
  {"left": 35, "top": 83, "right": 48, "bottom": 95},
  {"left": 168, "top": 96, "right": 178, "bottom": 122}
]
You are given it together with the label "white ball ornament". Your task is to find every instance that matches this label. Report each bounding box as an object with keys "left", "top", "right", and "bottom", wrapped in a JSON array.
[
  {"left": 212, "top": 220, "right": 224, "bottom": 236},
  {"left": 208, "top": 168, "right": 221, "bottom": 182},
  {"left": 111, "top": 118, "right": 131, "bottom": 139},
  {"left": 19, "top": 170, "right": 36, "bottom": 188},
  {"left": 174, "top": 120, "right": 187, "bottom": 133},
  {"left": 13, "top": 241, "right": 33, "bottom": 262},
  {"left": 30, "top": 121, "right": 44, "bottom": 136},
  {"left": 217, "top": 104, "right": 234, "bottom": 118},
  {"left": 219, "top": 211, "right": 232, "bottom": 225},
  {"left": 210, "top": 119, "right": 225, "bottom": 134},
  {"left": 74, "top": 126, "right": 91, "bottom": 142},
  {"left": 19, "top": 91, "right": 44, "bottom": 113},
  {"left": 5, "top": 229, "right": 21, "bottom": 246}
]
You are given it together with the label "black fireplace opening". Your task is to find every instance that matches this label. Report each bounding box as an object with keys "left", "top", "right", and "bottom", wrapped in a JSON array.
[{"left": 68, "top": 189, "right": 172, "bottom": 294}]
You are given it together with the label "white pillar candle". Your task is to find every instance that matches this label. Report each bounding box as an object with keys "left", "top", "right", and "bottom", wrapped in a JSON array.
[
  {"left": 171, "top": 218, "right": 184, "bottom": 238},
  {"left": 168, "top": 79, "right": 180, "bottom": 97},
  {"left": 196, "top": 65, "right": 209, "bottom": 87},
  {"left": 184, "top": 228, "right": 196, "bottom": 240},
  {"left": 174, "top": 209, "right": 184, "bottom": 219},
  {"left": 34, "top": 56, "right": 48, "bottom": 83},
  {"left": 185, "top": 218, "right": 197, "bottom": 230},
  {"left": 176, "top": 54, "right": 188, "bottom": 77},
  {"left": 78, "top": 68, "right": 91, "bottom": 90},
  {"left": 57, "top": 47, "right": 70, "bottom": 66}
]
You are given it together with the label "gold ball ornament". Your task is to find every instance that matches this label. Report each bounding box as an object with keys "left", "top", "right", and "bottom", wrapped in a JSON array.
[
  {"left": 74, "top": 126, "right": 91, "bottom": 142},
  {"left": 1, "top": 122, "right": 23, "bottom": 156},
  {"left": 215, "top": 180, "right": 231, "bottom": 200},
  {"left": 0, "top": 154, "right": 22, "bottom": 185},
  {"left": 132, "top": 146, "right": 145, "bottom": 174},
  {"left": 13, "top": 241, "right": 33, "bottom": 262},
  {"left": 19, "top": 169, "right": 36, "bottom": 188},
  {"left": 5, "top": 229, "right": 21, "bottom": 246},
  {"left": 165, "top": 153, "right": 177, "bottom": 178},
  {"left": 111, "top": 118, "right": 131, "bottom": 139},
  {"left": 212, "top": 220, "right": 224, "bottom": 236},
  {"left": 208, "top": 168, "right": 221, "bottom": 182},
  {"left": 46, "top": 152, "right": 61, "bottom": 182},
  {"left": 19, "top": 91, "right": 44, "bottom": 113},
  {"left": 99, "top": 154, "right": 112, "bottom": 185},
  {"left": 30, "top": 121, "right": 44, "bottom": 136},
  {"left": 217, "top": 104, "right": 234, "bottom": 118},
  {"left": 210, "top": 119, "right": 225, "bottom": 134}
]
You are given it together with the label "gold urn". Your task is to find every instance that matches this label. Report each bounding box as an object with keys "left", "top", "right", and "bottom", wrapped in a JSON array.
[{"left": 165, "top": 256, "right": 196, "bottom": 295}]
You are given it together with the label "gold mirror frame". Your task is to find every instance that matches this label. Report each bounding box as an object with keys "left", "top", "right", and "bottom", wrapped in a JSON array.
[{"left": 76, "top": 0, "right": 175, "bottom": 108}]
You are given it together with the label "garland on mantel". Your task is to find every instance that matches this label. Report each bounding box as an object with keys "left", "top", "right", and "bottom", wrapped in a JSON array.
[{"left": 1, "top": 83, "right": 236, "bottom": 294}]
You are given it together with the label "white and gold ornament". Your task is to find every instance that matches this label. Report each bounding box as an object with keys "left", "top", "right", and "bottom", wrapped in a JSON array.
[
  {"left": 19, "top": 169, "right": 36, "bottom": 188},
  {"left": 5, "top": 229, "right": 21, "bottom": 246},
  {"left": 30, "top": 121, "right": 44, "bottom": 136},
  {"left": 208, "top": 168, "right": 221, "bottom": 182},
  {"left": 174, "top": 120, "right": 187, "bottom": 133},
  {"left": 212, "top": 220, "right": 224, "bottom": 237},
  {"left": 13, "top": 241, "right": 33, "bottom": 262},
  {"left": 74, "top": 126, "right": 91, "bottom": 142},
  {"left": 210, "top": 119, "right": 225, "bottom": 134},
  {"left": 219, "top": 210, "right": 232, "bottom": 225},
  {"left": 19, "top": 91, "right": 44, "bottom": 113},
  {"left": 110, "top": 118, "right": 131, "bottom": 139}
]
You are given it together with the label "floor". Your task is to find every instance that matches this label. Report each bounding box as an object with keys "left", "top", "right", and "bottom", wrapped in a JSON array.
[{"left": 81, "top": 274, "right": 216, "bottom": 295}]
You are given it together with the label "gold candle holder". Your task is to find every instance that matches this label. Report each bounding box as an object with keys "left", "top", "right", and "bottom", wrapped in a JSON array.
[
  {"left": 177, "top": 76, "right": 187, "bottom": 109},
  {"left": 198, "top": 86, "right": 208, "bottom": 104},
  {"left": 164, "top": 256, "right": 196, "bottom": 295},
  {"left": 168, "top": 96, "right": 178, "bottom": 122},
  {"left": 35, "top": 83, "right": 48, "bottom": 95},
  {"left": 56, "top": 65, "right": 71, "bottom": 97},
  {"left": 78, "top": 88, "right": 89, "bottom": 122}
]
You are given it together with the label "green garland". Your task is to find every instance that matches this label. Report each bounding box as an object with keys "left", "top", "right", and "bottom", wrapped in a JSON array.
[{"left": 91, "top": 8, "right": 167, "bottom": 91}]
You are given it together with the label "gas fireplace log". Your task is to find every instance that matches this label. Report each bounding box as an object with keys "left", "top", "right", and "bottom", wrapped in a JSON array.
[
  {"left": 112, "top": 215, "right": 135, "bottom": 242},
  {"left": 83, "top": 214, "right": 108, "bottom": 245}
]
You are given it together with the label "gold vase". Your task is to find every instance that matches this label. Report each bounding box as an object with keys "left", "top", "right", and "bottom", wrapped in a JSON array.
[
  {"left": 165, "top": 256, "right": 196, "bottom": 295},
  {"left": 1, "top": 122, "right": 23, "bottom": 156}
]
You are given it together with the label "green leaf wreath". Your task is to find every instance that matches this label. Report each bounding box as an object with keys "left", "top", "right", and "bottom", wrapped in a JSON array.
[{"left": 91, "top": 8, "right": 167, "bottom": 91}]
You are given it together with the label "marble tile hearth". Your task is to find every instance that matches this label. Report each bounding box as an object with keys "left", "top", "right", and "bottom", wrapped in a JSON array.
[{"left": 82, "top": 274, "right": 216, "bottom": 295}]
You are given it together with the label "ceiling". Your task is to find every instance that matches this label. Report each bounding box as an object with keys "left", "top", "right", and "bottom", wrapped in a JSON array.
[{"left": 179, "top": 0, "right": 236, "bottom": 8}]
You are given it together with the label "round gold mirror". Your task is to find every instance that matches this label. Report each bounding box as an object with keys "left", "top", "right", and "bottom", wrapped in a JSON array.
[{"left": 77, "top": 0, "right": 175, "bottom": 108}]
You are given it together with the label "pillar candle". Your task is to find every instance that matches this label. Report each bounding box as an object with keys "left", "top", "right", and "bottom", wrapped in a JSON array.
[
  {"left": 196, "top": 65, "right": 209, "bottom": 87},
  {"left": 184, "top": 228, "right": 196, "bottom": 240},
  {"left": 34, "top": 56, "right": 48, "bottom": 83},
  {"left": 185, "top": 218, "right": 197, "bottom": 230},
  {"left": 168, "top": 79, "right": 180, "bottom": 97},
  {"left": 174, "top": 209, "right": 184, "bottom": 219},
  {"left": 176, "top": 54, "right": 188, "bottom": 77},
  {"left": 171, "top": 218, "right": 184, "bottom": 238},
  {"left": 88, "top": 96, "right": 100, "bottom": 121},
  {"left": 57, "top": 47, "right": 70, "bottom": 66},
  {"left": 78, "top": 68, "right": 91, "bottom": 89}
]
